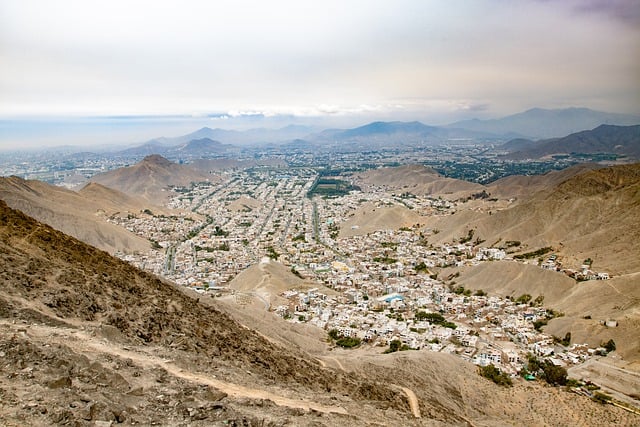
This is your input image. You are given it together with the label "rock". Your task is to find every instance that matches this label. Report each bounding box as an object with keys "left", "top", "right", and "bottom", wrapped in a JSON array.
[
  {"left": 128, "top": 386, "right": 144, "bottom": 396},
  {"left": 47, "top": 375, "right": 72, "bottom": 389},
  {"left": 204, "top": 387, "right": 228, "bottom": 402}
]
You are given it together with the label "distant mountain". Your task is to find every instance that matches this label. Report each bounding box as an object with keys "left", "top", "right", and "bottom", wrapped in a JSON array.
[
  {"left": 449, "top": 107, "right": 640, "bottom": 139},
  {"left": 307, "top": 121, "right": 495, "bottom": 151},
  {"left": 90, "top": 154, "right": 213, "bottom": 202},
  {"left": 124, "top": 125, "right": 315, "bottom": 152},
  {"left": 504, "top": 124, "right": 640, "bottom": 160}
]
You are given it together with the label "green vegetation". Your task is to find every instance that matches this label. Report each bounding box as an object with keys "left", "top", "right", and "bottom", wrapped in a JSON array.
[
  {"left": 553, "top": 332, "right": 571, "bottom": 346},
  {"left": 415, "top": 311, "right": 457, "bottom": 329},
  {"left": 514, "top": 247, "right": 553, "bottom": 260},
  {"left": 414, "top": 262, "right": 429, "bottom": 273},
  {"left": 532, "top": 319, "right": 548, "bottom": 331},
  {"left": 474, "top": 289, "right": 487, "bottom": 297},
  {"left": 292, "top": 233, "right": 306, "bottom": 242},
  {"left": 478, "top": 364, "right": 512, "bottom": 387},
  {"left": 459, "top": 229, "right": 475, "bottom": 244},
  {"left": 384, "top": 339, "right": 410, "bottom": 353},
  {"left": 373, "top": 256, "right": 398, "bottom": 264},
  {"left": 327, "top": 329, "right": 361, "bottom": 348},
  {"left": 515, "top": 294, "right": 532, "bottom": 304},
  {"left": 524, "top": 354, "right": 568, "bottom": 386},
  {"left": 601, "top": 339, "right": 616, "bottom": 353},
  {"left": 592, "top": 392, "right": 612, "bottom": 404},
  {"left": 266, "top": 246, "right": 279, "bottom": 260},
  {"left": 307, "top": 178, "right": 356, "bottom": 198},
  {"left": 212, "top": 225, "right": 229, "bottom": 237}
]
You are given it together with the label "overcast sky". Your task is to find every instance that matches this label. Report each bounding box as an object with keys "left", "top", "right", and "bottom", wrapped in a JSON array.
[{"left": 1, "top": 0, "right": 639, "bottom": 122}]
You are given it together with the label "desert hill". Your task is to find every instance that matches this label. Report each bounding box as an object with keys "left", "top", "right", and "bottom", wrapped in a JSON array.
[
  {"left": 504, "top": 124, "right": 640, "bottom": 160},
  {"left": 0, "top": 176, "right": 150, "bottom": 254},
  {"left": 486, "top": 163, "right": 603, "bottom": 199},
  {"left": 227, "top": 195, "right": 263, "bottom": 212},
  {"left": 0, "top": 199, "right": 417, "bottom": 426},
  {"left": 353, "top": 164, "right": 485, "bottom": 199},
  {"left": 427, "top": 163, "right": 640, "bottom": 275},
  {"left": 90, "top": 154, "right": 212, "bottom": 203},
  {"left": 228, "top": 258, "right": 337, "bottom": 307},
  {"left": 340, "top": 203, "right": 427, "bottom": 238}
]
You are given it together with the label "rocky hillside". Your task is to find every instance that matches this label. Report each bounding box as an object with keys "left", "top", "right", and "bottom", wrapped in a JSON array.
[{"left": 504, "top": 124, "right": 640, "bottom": 160}]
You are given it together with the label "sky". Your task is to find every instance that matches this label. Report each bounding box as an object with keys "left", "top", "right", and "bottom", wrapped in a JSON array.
[{"left": 1, "top": 0, "right": 639, "bottom": 146}]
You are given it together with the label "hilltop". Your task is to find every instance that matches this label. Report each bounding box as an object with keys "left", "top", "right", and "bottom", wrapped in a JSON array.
[
  {"left": 352, "top": 164, "right": 485, "bottom": 199},
  {"left": 90, "top": 155, "right": 213, "bottom": 203},
  {"left": 0, "top": 176, "right": 150, "bottom": 254}
]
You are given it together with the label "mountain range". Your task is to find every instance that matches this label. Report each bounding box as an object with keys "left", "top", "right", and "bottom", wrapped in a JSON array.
[
  {"left": 449, "top": 107, "right": 640, "bottom": 139},
  {"left": 502, "top": 124, "right": 640, "bottom": 160},
  {"left": 114, "top": 107, "right": 639, "bottom": 156}
]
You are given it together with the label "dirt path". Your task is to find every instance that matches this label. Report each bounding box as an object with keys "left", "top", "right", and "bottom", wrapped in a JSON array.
[
  {"left": 400, "top": 386, "right": 421, "bottom": 418},
  {"left": 320, "top": 354, "right": 421, "bottom": 418},
  {"left": 21, "top": 323, "right": 348, "bottom": 416}
]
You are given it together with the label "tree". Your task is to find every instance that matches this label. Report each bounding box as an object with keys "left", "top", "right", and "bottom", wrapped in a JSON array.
[
  {"left": 602, "top": 339, "right": 616, "bottom": 353},
  {"left": 541, "top": 362, "right": 568, "bottom": 386},
  {"left": 478, "top": 365, "right": 512, "bottom": 387}
]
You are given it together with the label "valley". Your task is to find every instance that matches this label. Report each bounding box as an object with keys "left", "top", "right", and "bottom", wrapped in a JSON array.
[{"left": 1, "top": 122, "right": 639, "bottom": 425}]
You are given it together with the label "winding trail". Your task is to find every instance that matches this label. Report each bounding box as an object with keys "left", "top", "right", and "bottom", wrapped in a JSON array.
[
  {"left": 320, "top": 354, "right": 421, "bottom": 418},
  {"left": 21, "top": 323, "right": 348, "bottom": 416}
]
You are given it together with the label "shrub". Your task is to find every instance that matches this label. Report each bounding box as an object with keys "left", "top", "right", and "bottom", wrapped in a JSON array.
[
  {"left": 478, "top": 365, "right": 512, "bottom": 387},
  {"left": 602, "top": 339, "right": 616, "bottom": 353},
  {"left": 336, "top": 336, "right": 361, "bottom": 348}
]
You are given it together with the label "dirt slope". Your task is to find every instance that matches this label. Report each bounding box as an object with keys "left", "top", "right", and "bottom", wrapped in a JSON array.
[
  {"left": 90, "top": 154, "right": 213, "bottom": 203},
  {"left": 428, "top": 163, "right": 640, "bottom": 275},
  {"left": 340, "top": 203, "right": 427, "bottom": 237},
  {"left": 353, "top": 164, "right": 485, "bottom": 199},
  {"left": 0, "top": 176, "right": 150, "bottom": 254}
]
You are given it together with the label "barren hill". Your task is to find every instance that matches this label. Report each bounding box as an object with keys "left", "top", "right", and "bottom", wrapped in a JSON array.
[
  {"left": 428, "top": 163, "right": 640, "bottom": 275},
  {"left": 486, "top": 163, "right": 602, "bottom": 200},
  {"left": 353, "top": 164, "right": 485, "bottom": 199},
  {"left": 228, "top": 258, "right": 336, "bottom": 308},
  {"left": 90, "top": 154, "right": 212, "bottom": 203},
  {"left": 340, "top": 203, "right": 427, "bottom": 237},
  {"left": 0, "top": 176, "right": 149, "bottom": 254},
  {"left": 1, "top": 199, "right": 636, "bottom": 425}
]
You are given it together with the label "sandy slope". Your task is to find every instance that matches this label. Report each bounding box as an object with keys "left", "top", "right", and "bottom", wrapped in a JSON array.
[{"left": 0, "top": 176, "right": 150, "bottom": 254}]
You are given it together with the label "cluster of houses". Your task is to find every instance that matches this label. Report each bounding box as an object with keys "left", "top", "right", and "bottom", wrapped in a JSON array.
[{"left": 108, "top": 167, "right": 612, "bottom": 378}]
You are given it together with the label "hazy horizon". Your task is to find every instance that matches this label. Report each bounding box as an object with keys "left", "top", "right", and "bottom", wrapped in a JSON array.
[{"left": 1, "top": 0, "right": 639, "bottom": 148}]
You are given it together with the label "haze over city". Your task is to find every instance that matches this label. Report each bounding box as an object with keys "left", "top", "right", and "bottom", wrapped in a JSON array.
[{"left": 1, "top": 0, "right": 639, "bottom": 148}]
